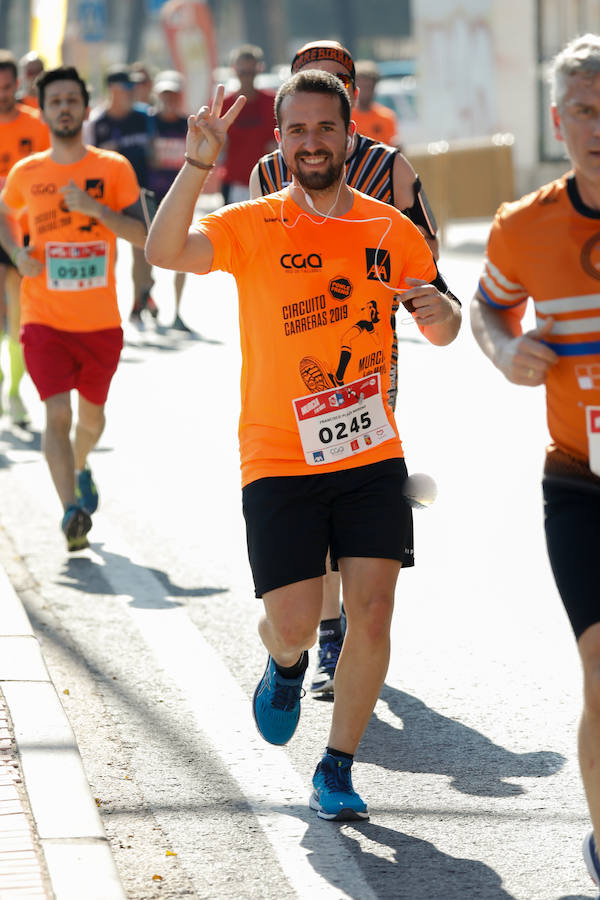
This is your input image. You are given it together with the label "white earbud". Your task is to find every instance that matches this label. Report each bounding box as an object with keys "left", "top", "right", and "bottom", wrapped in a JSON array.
[
  {"left": 301, "top": 189, "right": 317, "bottom": 210},
  {"left": 347, "top": 135, "right": 352, "bottom": 149}
]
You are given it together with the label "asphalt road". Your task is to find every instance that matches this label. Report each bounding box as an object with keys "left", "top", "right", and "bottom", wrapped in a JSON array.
[{"left": 0, "top": 228, "right": 595, "bottom": 900}]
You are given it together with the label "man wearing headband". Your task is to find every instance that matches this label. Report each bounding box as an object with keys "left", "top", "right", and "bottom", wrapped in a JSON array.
[
  {"left": 250, "top": 40, "right": 441, "bottom": 698},
  {"left": 250, "top": 41, "right": 437, "bottom": 257}
]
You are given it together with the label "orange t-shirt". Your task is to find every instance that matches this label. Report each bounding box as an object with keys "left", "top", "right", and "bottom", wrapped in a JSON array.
[
  {"left": 478, "top": 173, "right": 600, "bottom": 464},
  {"left": 1, "top": 147, "right": 140, "bottom": 331},
  {"left": 0, "top": 106, "right": 49, "bottom": 189},
  {"left": 195, "top": 188, "right": 436, "bottom": 485},
  {"left": 352, "top": 104, "right": 399, "bottom": 147},
  {"left": 0, "top": 105, "right": 50, "bottom": 236}
]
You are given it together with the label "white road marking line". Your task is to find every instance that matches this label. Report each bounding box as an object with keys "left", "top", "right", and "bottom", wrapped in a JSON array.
[{"left": 87, "top": 525, "right": 377, "bottom": 900}]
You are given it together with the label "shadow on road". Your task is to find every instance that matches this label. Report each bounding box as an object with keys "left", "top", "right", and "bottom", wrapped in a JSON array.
[
  {"left": 0, "top": 425, "right": 42, "bottom": 456},
  {"left": 301, "top": 817, "right": 517, "bottom": 899},
  {"left": 57, "top": 543, "right": 227, "bottom": 609},
  {"left": 358, "top": 684, "right": 565, "bottom": 797}
]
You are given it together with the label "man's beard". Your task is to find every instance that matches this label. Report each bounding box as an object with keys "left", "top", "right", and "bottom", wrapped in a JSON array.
[
  {"left": 0, "top": 97, "right": 15, "bottom": 115},
  {"left": 292, "top": 154, "right": 345, "bottom": 191},
  {"left": 51, "top": 120, "right": 82, "bottom": 139}
]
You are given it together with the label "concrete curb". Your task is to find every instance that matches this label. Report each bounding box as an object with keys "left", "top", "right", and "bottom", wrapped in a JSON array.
[{"left": 0, "top": 565, "right": 126, "bottom": 900}]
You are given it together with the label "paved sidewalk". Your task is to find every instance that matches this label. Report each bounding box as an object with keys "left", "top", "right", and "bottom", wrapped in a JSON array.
[{"left": 0, "top": 565, "right": 125, "bottom": 900}]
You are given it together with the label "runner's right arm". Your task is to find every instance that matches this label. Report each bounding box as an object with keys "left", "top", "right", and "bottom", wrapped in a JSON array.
[
  {"left": 59, "top": 180, "right": 147, "bottom": 248},
  {"left": 470, "top": 291, "right": 558, "bottom": 386},
  {"left": 146, "top": 86, "right": 246, "bottom": 273}
]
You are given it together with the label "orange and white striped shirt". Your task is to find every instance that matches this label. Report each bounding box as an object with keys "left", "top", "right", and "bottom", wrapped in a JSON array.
[{"left": 478, "top": 173, "right": 600, "bottom": 464}]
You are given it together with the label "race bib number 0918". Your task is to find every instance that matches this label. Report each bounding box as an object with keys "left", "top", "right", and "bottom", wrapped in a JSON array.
[
  {"left": 46, "top": 241, "right": 108, "bottom": 290},
  {"left": 292, "top": 373, "right": 395, "bottom": 465}
]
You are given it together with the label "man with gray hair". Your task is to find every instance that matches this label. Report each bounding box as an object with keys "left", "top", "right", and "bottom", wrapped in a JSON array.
[{"left": 470, "top": 33, "right": 600, "bottom": 888}]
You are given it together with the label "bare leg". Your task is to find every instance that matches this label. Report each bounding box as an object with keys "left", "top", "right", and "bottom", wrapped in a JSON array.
[
  {"left": 73, "top": 394, "right": 105, "bottom": 470},
  {"left": 259, "top": 577, "right": 323, "bottom": 667},
  {"left": 321, "top": 551, "right": 342, "bottom": 619},
  {"left": 578, "top": 623, "right": 600, "bottom": 846},
  {"left": 0, "top": 264, "right": 7, "bottom": 326},
  {"left": 6, "top": 268, "right": 26, "bottom": 409},
  {"left": 328, "top": 556, "right": 400, "bottom": 754},
  {"left": 44, "top": 393, "right": 76, "bottom": 509},
  {"left": 174, "top": 272, "right": 186, "bottom": 315}
]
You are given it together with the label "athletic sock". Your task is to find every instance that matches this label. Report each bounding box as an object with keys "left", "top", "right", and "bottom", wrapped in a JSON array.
[
  {"left": 8, "top": 337, "right": 25, "bottom": 396},
  {"left": 274, "top": 651, "right": 308, "bottom": 679},
  {"left": 325, "top": 746, "right": 354, "bottom": 762},
  {"left": 319, "top": 617, "right": 343, "bottom": 646}
]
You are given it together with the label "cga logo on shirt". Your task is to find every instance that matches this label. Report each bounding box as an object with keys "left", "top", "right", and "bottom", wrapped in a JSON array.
[
  {"left": 366, "top": 248, "right": 390, "bottom": 282},
  {"left": 281, "top": 253, "right": 322, "bottom": 270}
]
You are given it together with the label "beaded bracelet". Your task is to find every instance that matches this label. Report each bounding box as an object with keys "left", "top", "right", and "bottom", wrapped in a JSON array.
[{"left": 184, "top": 155, "right": 215, "bottom": 171}]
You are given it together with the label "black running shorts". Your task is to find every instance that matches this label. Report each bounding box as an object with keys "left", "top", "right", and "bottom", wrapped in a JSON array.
[
  {"left": 242, "top": 457, "right": 414, "bottom": 598},
  {"left": 543, "top": 476, "right": 600, "bottom": 640}
]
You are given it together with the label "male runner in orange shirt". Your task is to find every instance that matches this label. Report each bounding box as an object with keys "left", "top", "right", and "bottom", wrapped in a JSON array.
[
  {"left": 147, "top": 70, "right": 460, "bottom": 820},
  {"left": 470, "top": 34, "right": 600, "bottom": 887},
  {"left": 0, "top": 50, "right": 49, "bottom": 426},
  {"left": 250, "top": 40, "right": 441, "bottom": 698},
  {"left": 0, "top": 65, "right": 146, "bottom": 551},
  {"left": 353, "top": 60, "right": 400, "bottom": 147}
]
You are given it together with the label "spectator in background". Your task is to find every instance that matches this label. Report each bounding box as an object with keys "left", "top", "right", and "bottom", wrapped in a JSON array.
[
  {"left": 17, "top": 51, "right": 44, "bottom": 111},
  {"left": 220, "top": 44, "right": 276, "bottom": 204},
  {"left": 148, "top": 70, "right": 191, "bottom": 331},
  {"left": 130, "top": 61, "right": 156, "bottom": 110},
  {"left": 86, "top": 64, "right": 158, "bottom": 327},
  {"left": 352, "top": 60, "right": 400, "bottom": 148}
]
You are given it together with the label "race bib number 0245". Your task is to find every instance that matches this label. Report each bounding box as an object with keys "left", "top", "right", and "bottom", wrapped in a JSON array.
[
  {"left": 292, "top": 373, "right": 395, "bottom": 465},
  {"left": 46, "top": 241, "right": 108, "bottom": 290}
]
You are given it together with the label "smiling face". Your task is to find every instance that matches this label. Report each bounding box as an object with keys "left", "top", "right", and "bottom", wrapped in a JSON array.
[
  {"left": 41, "top": 79, "right": 87, "bottom": 139},
  {"left": 277, "top": 90, "right": 348, "bottom": 191},
  {"left": 552, "top": 71, "right": 600, "bottom": 184}
]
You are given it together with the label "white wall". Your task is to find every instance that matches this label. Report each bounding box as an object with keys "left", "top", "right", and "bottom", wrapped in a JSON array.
[{"left": 412, "top": 0, "right": 567, "bottom": 195}]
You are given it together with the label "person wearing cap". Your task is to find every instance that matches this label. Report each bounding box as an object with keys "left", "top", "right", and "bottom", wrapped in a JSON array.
[
  {"left": 353, "top": 59, "right": 400, "bottom": 147},
  {"left": 86, "top": 64, "right": 158, "bottom": 326},
  {"left": 250, "top": 40, "right": 442, "bottom": 699},
  {"left": 147, "top": 70, "right": 191, "bottom": 331},
  {"left": 130, "top": 61, "right": 156, "bottom": 110},
  {"left": 219, "top": 45, "right": 277, "bottom": 204}
]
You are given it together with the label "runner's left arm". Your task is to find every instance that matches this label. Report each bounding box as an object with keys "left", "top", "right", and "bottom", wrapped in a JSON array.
[
  {"left": 59, "top": 181, "right": 147, "bottom": 248},
  {"left": 392, "top": 153, "right": 440, "bottom": 260}
]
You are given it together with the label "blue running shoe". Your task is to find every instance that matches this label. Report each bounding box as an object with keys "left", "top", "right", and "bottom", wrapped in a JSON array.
[
  {"left": 310, "top": 638, "right": 343, "bottom": 696},
  {"left": 76, "top": 465, "right": 98, "bottom": 513},
  {"left": 61, "top": 505, "right": 92, "bottom": 552},
  {"left": 252, "top": 654, "right": 307, "bottom": 745},
  {"left": 583, "top": 831, "right": 600, "bottom": 895},
  {"left": 309, "top": 753, "right": 369, "bottom": 821}
]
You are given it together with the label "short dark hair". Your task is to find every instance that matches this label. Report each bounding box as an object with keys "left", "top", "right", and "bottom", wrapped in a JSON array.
[
  {"left": 275, "top": 69, "right": 351, "bottom": 131},
  {"left": 37, "top": 66, "right": 90, "bottom": 110},
  {"left": 0, "top": 50, "right": 18, "bottom": 81}
]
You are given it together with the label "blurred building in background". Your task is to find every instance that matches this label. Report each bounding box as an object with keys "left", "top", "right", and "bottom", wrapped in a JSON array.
[{"left": 1, "top": 0, "right": 598, "bottom": 224}]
